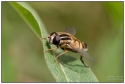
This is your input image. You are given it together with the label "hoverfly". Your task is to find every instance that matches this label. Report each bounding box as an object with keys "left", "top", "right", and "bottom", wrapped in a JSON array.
[{"left": 43, "top": 27, "right": 94, "bottom": 67}]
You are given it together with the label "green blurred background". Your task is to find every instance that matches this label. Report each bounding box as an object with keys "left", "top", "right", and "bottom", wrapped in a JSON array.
[{"left": 2, "top": 1, "right": 123, "bottom": 82}]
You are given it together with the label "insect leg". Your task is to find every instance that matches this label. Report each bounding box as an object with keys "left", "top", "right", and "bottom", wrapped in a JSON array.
[
  {"left": 40, "top": 35, "right": 50, "bottom": 40},
  {"left": 44, "top": 46, "right": 58, "bottom": 53},
  {"left": 80, "top": 56, "right": 89, "bottom": 68},
  {"left": 55, "top": 49, "right": 67, "bottom": 62}
]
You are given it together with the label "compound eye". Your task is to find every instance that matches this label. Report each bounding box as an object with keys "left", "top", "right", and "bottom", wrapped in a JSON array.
[
  {"left": 53, "top": 35, "right": 60, "bottom": 45},
  {"left": 55, "top": 35, "right": 60, "bottom": 41}
]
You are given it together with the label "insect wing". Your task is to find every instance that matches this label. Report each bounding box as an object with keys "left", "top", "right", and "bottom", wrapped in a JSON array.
[
  {"left": 80, "top": 50, "right": 95, "bottom": 62},
  {"left": 64, "top": 27, "right": 76, "bottom": 36}
]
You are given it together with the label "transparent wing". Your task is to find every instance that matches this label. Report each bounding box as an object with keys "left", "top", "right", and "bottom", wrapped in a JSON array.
[
  {"left": 69, "top": 44, "right": 95, "bottom": 62},
  {"left": 64, "top": 27, "right": 76, "bottom": 36},
  {"left": 80, "top": 50, "right": 95, "bottom": 62}
]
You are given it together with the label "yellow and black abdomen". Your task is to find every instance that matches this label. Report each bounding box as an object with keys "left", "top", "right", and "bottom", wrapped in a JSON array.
[{"left": 57, "top": 32, "right": 84, "bottom": 53}]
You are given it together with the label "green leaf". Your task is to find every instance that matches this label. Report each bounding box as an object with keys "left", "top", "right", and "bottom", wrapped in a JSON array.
[{"left": 10, "top": 2, "right": 98, "bottom": 82}]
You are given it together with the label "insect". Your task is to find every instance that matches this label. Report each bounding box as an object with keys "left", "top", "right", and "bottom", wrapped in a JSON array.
[{"left": 43, "top": 27, "right": 94, "bottom": 67}]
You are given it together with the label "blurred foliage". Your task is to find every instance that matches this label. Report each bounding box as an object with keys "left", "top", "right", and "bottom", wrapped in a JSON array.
[{"left": 2, "top": 1, "right": 123, "bottom": 82}]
